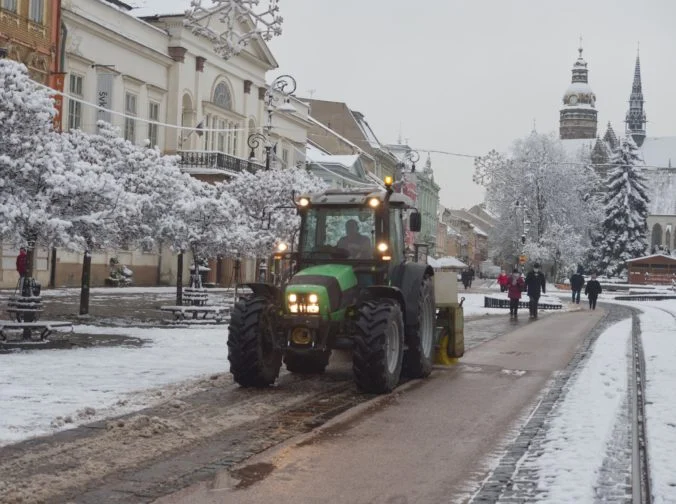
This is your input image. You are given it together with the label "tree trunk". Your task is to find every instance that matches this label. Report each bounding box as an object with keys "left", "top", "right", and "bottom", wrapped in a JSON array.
[
  {"left": 49, "top": 247, "right": 57, "bottom": 288},
  {"left": 176, "top": 251, "right": 184, "bottom": 306},
  {"left": 79, "top": 250, "right": 92, "bottom": 316}
]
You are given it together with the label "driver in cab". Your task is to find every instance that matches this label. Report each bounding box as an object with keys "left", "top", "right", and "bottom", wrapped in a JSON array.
[{"left": 337, "top": 219, "right": 372, "bottom": 259}]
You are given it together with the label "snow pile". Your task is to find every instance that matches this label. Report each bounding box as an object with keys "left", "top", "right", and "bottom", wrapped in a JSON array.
[{"left": 530, "top": 318, "right": 631, "bottom": 501}]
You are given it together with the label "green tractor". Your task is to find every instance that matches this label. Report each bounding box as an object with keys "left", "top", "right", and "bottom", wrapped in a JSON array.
[{"left": 227, "top": 178, "right": 437, "bottom": 394}]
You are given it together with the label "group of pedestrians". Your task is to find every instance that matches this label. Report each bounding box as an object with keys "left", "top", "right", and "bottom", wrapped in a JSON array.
[
  {"left": 569, "top": 268, "right": 602, "bottom": 310},
  {"left": 498, "top": 263, "right": 603, "bottom": 320},
  {"left": 501, "top": 263, "right": 546, "bottom": 320},
  {"left": 460, "top": 267, "right": 475, "bottom": 290}
]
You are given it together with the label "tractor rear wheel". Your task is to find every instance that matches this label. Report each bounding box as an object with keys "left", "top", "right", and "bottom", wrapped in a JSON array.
[
  {"left": 227, "top": 296, "right": 282, "bottom": 387},
  {"left": 284, "top": 350, "right": 331, "bottom": 374},
  {"left": 403, "top": 275, "right": 436, "bottom": 378},
  {"left": 353, "top": 299, "right": 404, "bottom": 394}
]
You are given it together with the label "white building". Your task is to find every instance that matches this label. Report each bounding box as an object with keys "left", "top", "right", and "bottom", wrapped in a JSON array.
[{"left": 0, "top": 0, "right": 311, "bottom": 288}]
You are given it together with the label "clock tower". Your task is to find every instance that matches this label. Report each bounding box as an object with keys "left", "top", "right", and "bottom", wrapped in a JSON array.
[{"left": 559, "top": 45, "right": 598, "bottom": 139}]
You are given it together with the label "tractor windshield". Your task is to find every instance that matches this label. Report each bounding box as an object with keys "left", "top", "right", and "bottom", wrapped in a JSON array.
[{"left": 300, "top": 207, "right": 376, "bottom": 261}]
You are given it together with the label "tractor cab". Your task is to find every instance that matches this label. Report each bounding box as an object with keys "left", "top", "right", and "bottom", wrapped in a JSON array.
[{"left": 228, "top": 178, "right": 437, "bottom": 394}]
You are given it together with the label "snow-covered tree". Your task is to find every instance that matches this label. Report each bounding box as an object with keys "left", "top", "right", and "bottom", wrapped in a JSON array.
[
  {"left": 0, "top": 60, "right": 86, "bottom": 284},
  {"left": 597, "top": 136, "right": 650, "bottom": 276},
  {"left": 225, "top": 166, "right": 326, "bottom": 256},
  {"left": 475, "top": 132, "right": 598, "bottom": 269},
  {"left": 158, "top": 178, "right": 242, "bottom": 288}
]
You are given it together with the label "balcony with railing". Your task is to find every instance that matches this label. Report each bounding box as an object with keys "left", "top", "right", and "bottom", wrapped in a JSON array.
[{"left": 177, "top": 150, "right": 265, "bottom": 175}]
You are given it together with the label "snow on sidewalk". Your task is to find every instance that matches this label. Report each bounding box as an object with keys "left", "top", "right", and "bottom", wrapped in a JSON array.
[
  {"left": 529, "top": 318, "right": 631, "bottom": 502},
  {"left": 635, "top": 301, "right": 676, "bottom": 503},
  {"left": 0, "top": 324, "right": 228, "bottom": 447}
]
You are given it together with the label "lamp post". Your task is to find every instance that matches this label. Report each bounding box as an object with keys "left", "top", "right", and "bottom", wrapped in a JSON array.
[
  {"left": 247, "top": 74, "right": 297, "bottom": 170},
  {"left": 514, "top": 200, "right": 530, "bottom": 271}
]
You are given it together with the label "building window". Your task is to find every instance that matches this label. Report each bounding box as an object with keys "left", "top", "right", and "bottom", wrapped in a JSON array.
[
  {"left": 147, "top": 101, "right": 159, "bottom": 148},
  {"left": 281, "top": 148, "right": 289, "bottom": 168},
  {"left": 2, "top": 0, "right": 18, "bottom": 13},
  {"left": 217, "top": 119, "right": 225, "bottom": 152},
  {"left": 67, "top": 74, "right": 83, "bottom": 131},
  {"left": 124, "top": 92, "right": 137, "bottom": 143},
  {"left": 29, "top": 0, "right": 44, "bottom": 23},
  {"left": 213, "top": 82, "right": 232, "bottom": 110}
]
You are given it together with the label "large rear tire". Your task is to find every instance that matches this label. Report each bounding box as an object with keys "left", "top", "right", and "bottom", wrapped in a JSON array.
[
  {"left": 353, "top": 299, "right": 404, "bottom": 394},
  {"left": 227, "top": 296, "right": 282, "bottom": 387},
  {"left": 284, "top": 350, "right": 331, "bottom": 374},
  {"left": 403, "top": 275, "right": 436, "bottom": 378}
]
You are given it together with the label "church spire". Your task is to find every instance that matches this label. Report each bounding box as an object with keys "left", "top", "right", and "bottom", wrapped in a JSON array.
[
  {"left": 625, "top": 48, "right": 646, "bottom": 146},
  {"left": 559, "top": 42, "right": 597, "bottom": 139}
]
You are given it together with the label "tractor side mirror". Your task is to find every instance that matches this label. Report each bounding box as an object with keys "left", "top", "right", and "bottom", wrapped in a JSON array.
[{"left": 409, "top": 211, "right": 422, "bottom": 232}]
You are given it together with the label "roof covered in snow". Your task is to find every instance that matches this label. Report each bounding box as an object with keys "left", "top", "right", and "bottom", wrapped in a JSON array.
[
  {"left": 626, "top": 254, "right": 676, "bottom": 264},
  {"left": 640, "top": 136, "right": 676, "bottom": 169},
  {"left": 428, "top": 256, "right": 468, "bottom": 269},
  {"left": 126, "top": 0, "right": 189, "bottom": 17}
]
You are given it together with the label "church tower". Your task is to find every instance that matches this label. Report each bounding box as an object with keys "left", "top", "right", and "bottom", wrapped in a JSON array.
[
  {"left": 559, "top": 45, "right": 598, "bottom": 139},
  {"left": 625, "top": 53, "right": 647, "bottom": 147}
]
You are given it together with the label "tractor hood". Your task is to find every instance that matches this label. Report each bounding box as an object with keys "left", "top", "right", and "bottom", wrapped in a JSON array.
[{"left": 286, "top": 264, "right": 358, "bottom": 313}]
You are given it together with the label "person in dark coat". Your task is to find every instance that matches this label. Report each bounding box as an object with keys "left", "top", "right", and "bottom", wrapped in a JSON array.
[
  {"left": 506, "top": 269, "right": 525, "bottom": 319},
  {"left": 468, "top": 267, "right": 475, "bottom": 287},
  {"left": 570, "top": 268, "right": 585, "bottom": 304},
  {"left": 525, "top": 262, "right": 546, "bottom": 319},
  {"left": 585, "top": 273, "right": 602, "bottom": 310},
  {"left": 461, "top": 270, "right": 470, "bottom": 290}
]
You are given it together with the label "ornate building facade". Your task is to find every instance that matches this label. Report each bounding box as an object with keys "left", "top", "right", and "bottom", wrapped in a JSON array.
[{"left": 559, "top": 46, "right": 598, "bottom": 140}]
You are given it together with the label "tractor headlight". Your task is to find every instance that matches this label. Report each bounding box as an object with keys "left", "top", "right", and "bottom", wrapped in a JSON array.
[
  {"left": 288, "top": 293, "right": 297, "bottom": 303},
  {"left": 307, "top": 293, "right": 320, "bottom": 313},
  {"left": 377, "top": 242, "right": 389, "bottom": 253},
  {"left": 286, "top": 292, "right": 320, "bottom": 314},
  {"left": 288, "top": 293, "right": 298, "bottom": 313},
  {"left": 308, "top": 293, "right": 318, "bottom": 304}
]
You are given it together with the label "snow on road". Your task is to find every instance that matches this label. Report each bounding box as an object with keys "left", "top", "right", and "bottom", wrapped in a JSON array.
[
  {"left": 0, "top": 324, "right": 228, "bottom": 446},
  {"left": 528, "top": 318, "right": 632, "bottom": 502}
]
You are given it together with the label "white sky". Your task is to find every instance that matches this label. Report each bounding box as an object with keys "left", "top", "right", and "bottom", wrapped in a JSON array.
[{"left": 130, "top": 0, "right": 676, "bottom": 209}]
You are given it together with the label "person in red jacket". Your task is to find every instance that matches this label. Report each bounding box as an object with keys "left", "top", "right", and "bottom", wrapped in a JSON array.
[
  {"left": 16, "top": 247, "right": 28, "bottom": 294},
  {"left": 506, "top": 268, "right": 525, "bottom": 319},
  {"left": 497, "top": 270, "right": 509, "bottom": 292}
]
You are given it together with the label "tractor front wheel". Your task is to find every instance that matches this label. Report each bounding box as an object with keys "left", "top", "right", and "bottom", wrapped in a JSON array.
[
  {"left": 227, "top": 296, "right": 282, "bottom": 387},
  {"left": 284, "top": 350, "right": 331, "bottom": 374},
  {"left": 353, "top": 299, "right": 404, "bottom": 394}
]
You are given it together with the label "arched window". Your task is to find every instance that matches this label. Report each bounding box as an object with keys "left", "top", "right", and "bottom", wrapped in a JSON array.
[
  {"left": 651, "top": 224, "right": 663, "bottom": 249},
  {"left": 213, "top": 82, "right": 232, "bottom": 110}
]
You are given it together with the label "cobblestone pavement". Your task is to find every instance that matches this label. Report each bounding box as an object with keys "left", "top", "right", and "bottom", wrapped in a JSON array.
[{"left": 470, "top": 303, "right": 635, "bottom": 503}]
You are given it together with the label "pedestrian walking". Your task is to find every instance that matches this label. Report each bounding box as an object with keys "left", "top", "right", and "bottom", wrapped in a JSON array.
[
  {"left": 525, "top": 262, "right": 546, "bottom": 319},
  {"left": 570, "top": 267, "right": 585, "bottom": 304},
  {"left": 461, "top": 270, "right": 470, "bottom": 290},
  {"left": 506, "top": 269, "right": 525, "bottom": 320},
  {"left": 16, "top": 247, "right": 27, "bottom": 295},
  {"left": 468, "top": 267, "right": 475, "bottom": 288},
  {"left": 585, "top": 273, "right": 602, "bottom": 310},
  {"left": 497, "top": 270, "right": 509, "bottom": 292}
]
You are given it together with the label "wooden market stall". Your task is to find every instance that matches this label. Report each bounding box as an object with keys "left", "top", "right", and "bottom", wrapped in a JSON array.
[{"left": 626, "top": 254, "right": 676, "bottom": 285}]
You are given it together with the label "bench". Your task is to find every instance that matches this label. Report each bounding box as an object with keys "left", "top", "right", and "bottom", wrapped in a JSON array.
[
  {"left": 182, "top": 288, "right": 209, "bottom": 306},
  {"left": 159, "top": 305, "right": 229, "bottom": 324},
  {"left": 0, "top": 321, "right": 74, "bottom": 341}
]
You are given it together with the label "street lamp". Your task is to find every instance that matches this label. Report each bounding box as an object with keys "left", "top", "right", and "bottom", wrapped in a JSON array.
[
  {"left": 405, "top": 149, "right": 420, "bottom": 172},
  {"left": 247, "top": 74, "right": 297, "bottom": 170}
]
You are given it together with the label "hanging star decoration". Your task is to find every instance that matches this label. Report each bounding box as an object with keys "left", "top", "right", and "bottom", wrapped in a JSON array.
[{"left": 185, "top": 0, "right": 283, "bottom": 60}]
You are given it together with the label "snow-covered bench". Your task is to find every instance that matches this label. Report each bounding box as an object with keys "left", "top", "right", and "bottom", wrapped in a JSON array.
[
  {"left": 0, "top": 321, "right": 73, "bottom": 341},
  {"left": 159, "top": 305, "right": 229, "bottom": 324}
]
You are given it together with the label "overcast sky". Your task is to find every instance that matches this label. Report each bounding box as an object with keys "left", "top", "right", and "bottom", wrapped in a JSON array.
[{"left": 132, "top": 0, "right": 676, "bottom": 209}]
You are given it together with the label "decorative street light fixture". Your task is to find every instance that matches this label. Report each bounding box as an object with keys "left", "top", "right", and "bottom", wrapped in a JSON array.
[
  {"left": 247, "top": 74, "right": 296, "bottom": 170},
  {"left": 186, "top": 0, "right": 283, "bottom": 61},
  {"left": 405, "top": 149, "right": 420, "bottom": 172}
]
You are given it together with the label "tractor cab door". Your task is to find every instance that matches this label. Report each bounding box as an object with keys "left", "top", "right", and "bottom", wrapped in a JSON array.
[{"left": 389, "top": 208, "right": 405, "bottom": 266}]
